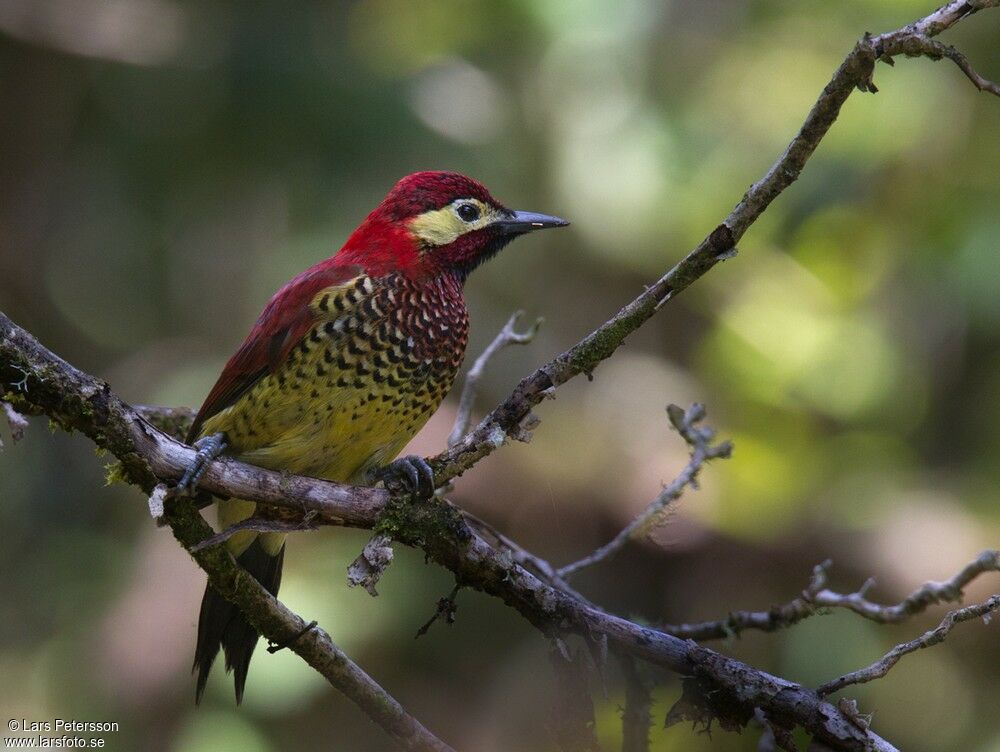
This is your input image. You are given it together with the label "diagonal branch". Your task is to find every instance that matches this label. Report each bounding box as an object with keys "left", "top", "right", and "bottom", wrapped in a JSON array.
[
  {"left": 619, "top": 654, "right": 653, "bottom": 752},
  {"left": 817, "top": 595, "right": 1000, "bottom": 696},
  {"left": 424, "top": 0, "right": 1000, "bottom": 488},
  {"left": 557, "top": 404, "right": 731, "bottom": 578},
  {"left": 461, "top": 510, "right": 590, "bottom": 602}
]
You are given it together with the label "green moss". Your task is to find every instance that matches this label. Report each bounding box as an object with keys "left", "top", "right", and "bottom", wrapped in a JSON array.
[
  {"left": 79, "top": 400, "right": 96, "bottom": 421},
  {"left": 374, "top": 494, "right": 467, "bottom": 551},
  {"left": 568, "top": 308, "right": 653, "bottom": 376},
  {"left": 104, "top": 460, "right": 127, "bottom": 486}
]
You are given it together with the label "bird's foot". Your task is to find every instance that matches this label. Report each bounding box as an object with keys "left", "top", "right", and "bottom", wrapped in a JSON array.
[
  {"left": 371, "top": 455, "right": 435, "bottom": 498},
  {"left": 177, "top": 432, "right": 228, "bottom": 496},
  {"left": 267, "top": 620, "right": 319, "bottom": 654}
]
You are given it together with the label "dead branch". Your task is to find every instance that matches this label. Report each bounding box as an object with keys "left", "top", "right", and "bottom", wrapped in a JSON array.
[
  {"left": 557, "top": 403, "right": 731, "bottom": 578},
  {"left": 888, "top": 31, "right": 1000, "bottom": 96},
  {"left": 817, "top": 595, "right": 1000, "bottom": 696},
  {"left": 663, "top": 552, "right": 1000, "bottom": 641}
]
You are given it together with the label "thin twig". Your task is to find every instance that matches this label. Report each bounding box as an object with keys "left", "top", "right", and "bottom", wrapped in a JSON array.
[
  {"left": 817, "top": 595, "right": 1000, "bottom": 696},
  {"left": 894, "top": 32, "right": 1000, "bottom": 96},
  {"left": 134, "top": 404, "right": 194, "bottom": 440},
  {"left": 663, "top": 552, "right": 1000, "bottom": 641},
  {"left": 447, "top": 310, "right": 542, "bottom": 448},
  {"left": 811, "top": 550, "right": 1000, "bottom": 622},
  {"left": 619, "top": 654, "right": 652, "bottom": 752},
  {"left": 548, "top": 645, "right": 602, "bottom": 752},
  {"left": 461, "top": 508, "right": 590, "bottom": 601},
  {"left": 558, "top": 404, "right": 731, "bottom": 578},
  {"left": 189, "top": 512, "right": 320, "bottom": 553},
  {"left": 415, "top": 584, "right": 461, "bottom": 638}
]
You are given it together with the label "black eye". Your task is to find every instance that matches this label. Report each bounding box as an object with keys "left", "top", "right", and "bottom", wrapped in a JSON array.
[{"left": 456, "top": 203, "right": 480, "bottom": 222}]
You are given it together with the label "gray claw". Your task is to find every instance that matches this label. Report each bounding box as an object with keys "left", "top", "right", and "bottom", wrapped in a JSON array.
[
  {"left": 374, "top": 455, "right": 436, "bottom": 498},
  {"left": 413, "top": 457, "right": 435, "bottom": 496},
  {"left": 177, "top": 432, "right": 228, "bottom": 495}
]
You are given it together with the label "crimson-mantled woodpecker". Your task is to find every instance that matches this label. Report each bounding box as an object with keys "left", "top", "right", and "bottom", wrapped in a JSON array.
[{"left": 180, "top": 171, "right": 568, "bottom": 703}]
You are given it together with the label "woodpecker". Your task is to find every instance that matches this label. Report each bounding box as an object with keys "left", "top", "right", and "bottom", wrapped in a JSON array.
[{"left": 180, "top": 171, "right": 567, "bottom": 704}]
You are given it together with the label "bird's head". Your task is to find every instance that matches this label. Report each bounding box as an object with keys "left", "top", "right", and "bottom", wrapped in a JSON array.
[{"left": 339, "top": 171, "right": 568, "bottom": 278}]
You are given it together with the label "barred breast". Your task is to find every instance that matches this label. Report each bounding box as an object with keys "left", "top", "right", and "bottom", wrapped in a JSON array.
[{"left": 202, "top": 271, "right": 469, "bottom": 483}]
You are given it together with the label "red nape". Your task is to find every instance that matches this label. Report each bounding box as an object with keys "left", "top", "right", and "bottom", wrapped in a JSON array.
[{"left": 336, "top": 216, "right": 423, "bottom": 277}]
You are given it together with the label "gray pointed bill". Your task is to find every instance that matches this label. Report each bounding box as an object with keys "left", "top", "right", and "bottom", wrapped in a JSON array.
[{"left": 497, "top": 210, "right": 570, "bottom": 235}]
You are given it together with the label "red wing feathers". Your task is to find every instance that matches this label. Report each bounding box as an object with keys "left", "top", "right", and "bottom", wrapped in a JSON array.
[{"left": 186, "top": 262, "right": 363, "bottom": 442}]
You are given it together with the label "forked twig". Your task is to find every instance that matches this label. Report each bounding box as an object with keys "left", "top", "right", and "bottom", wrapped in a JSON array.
[
  {"left": 448, "top": 310, "right": 542, "bottom": 448},
  {"left": 558, "top": 404, "right": 731, "bottom": 578},
  {"left": 818, "top": 595, "right": 1000, "bottom": 695}
]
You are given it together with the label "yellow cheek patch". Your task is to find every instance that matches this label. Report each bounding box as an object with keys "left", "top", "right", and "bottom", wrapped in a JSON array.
[{"left": 408, "top": 200, "right": 498, "bottom": 247}]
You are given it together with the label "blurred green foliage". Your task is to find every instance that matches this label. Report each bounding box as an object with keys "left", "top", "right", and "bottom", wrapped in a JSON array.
[{"left": 1, "top": 1, "right": 999, "bottom": 750}]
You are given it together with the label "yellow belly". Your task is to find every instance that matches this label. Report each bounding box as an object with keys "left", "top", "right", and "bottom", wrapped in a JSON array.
[
  {"left": 200, "top": 339, "right": 447, "bottom": 483},
  {"left": 199, "top": 326, "right": 453, "bottom": 556},
  {"left": 197, "top": 272, "right": 466, "bottom": 556}
]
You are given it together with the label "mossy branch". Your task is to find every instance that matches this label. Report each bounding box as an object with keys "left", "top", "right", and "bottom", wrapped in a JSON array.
[{"left": 0, "top": 311, "right": 895, "bottom": 752}]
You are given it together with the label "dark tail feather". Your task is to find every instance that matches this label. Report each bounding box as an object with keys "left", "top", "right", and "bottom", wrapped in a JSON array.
[{"left": 193, "top": 538, "right": 285, "bottom": 704}]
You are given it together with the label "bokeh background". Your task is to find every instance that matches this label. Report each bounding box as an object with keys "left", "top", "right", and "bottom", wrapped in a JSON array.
[{"left": 2, "top": 1, "right": 999, "bottom": 750}]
